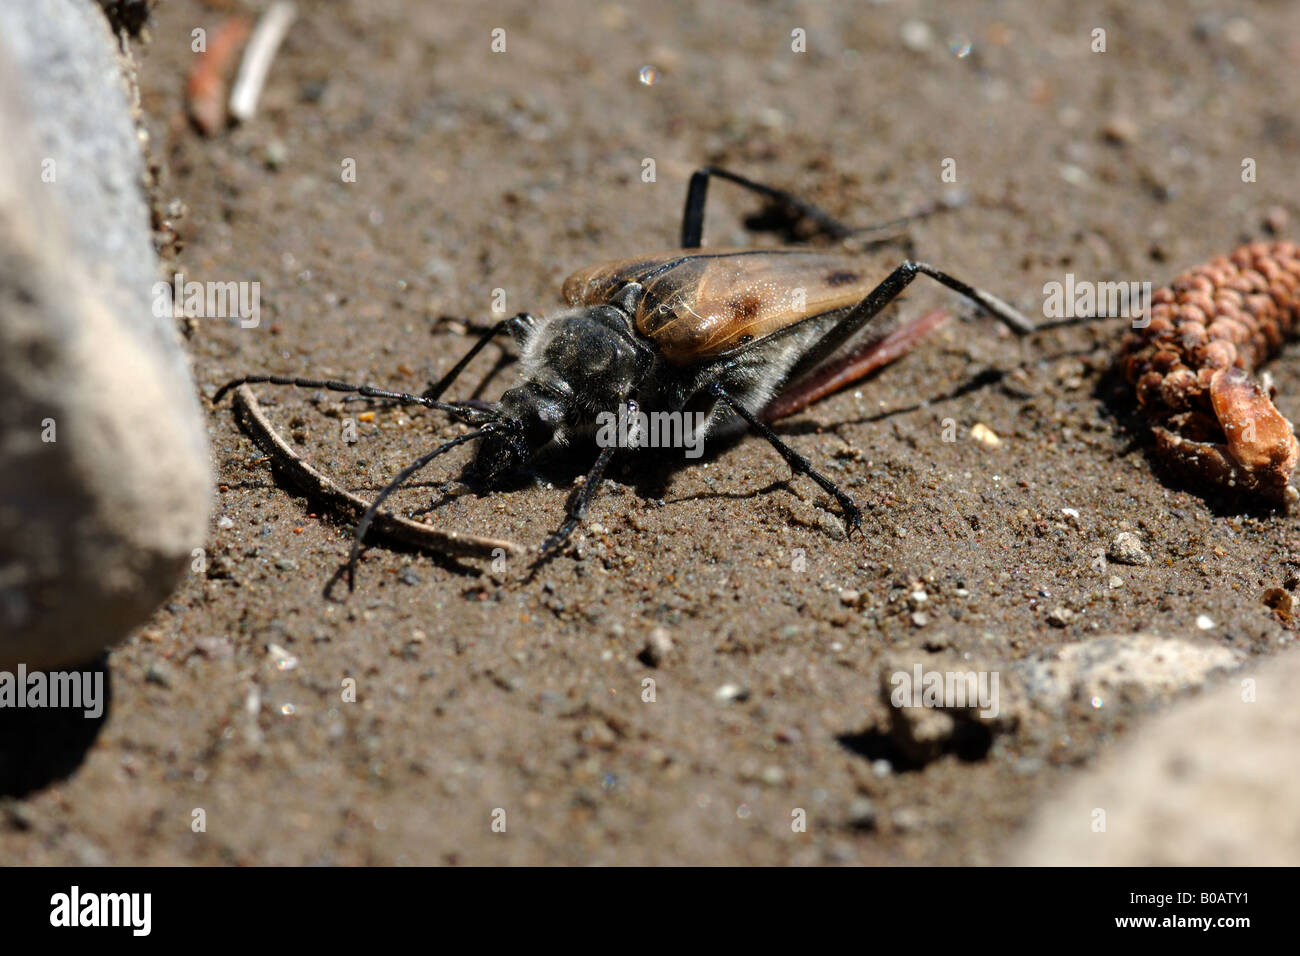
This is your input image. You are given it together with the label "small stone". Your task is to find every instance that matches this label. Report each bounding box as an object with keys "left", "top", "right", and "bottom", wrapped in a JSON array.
[
  {"left": 1196, "top": 614, "right": 1215, "bottom": 630},
  {"left": 264, "top": 139, "right": 289, "bottom": 169},
  {"left": 274, "top": 556, "right": 298, "bottom": 571},
  {"left": 1047, "top": 606, "right": 1074, "bottom": 627},
  {"left": 398, "top": 567, "right": 420, "bottom": 586},
  {"left": 638, "top": 627, "right": 673, "bottom": 667},
  {"left": 760, "top": 765, "right": 786, "bottom": 786},
  {"left": 871, "top": 759, "right": 893, "bottom": 778},
  {"left": 892, "top": 807, "right": 923, "bottom": 832},
  {"left": 847, "top": 797, "right": 878, "bottom": 830},
  {"left": 900, "top": 19, "right": 933, "bottom": 51},
  {"left": 1101, "top": 115, "right": 1138, "bottom": 145},
  {"left": 1108, "top": 575, "right": 1124, "bottom": 589},
  {"left": 1107, "top": 531, "right": 1150, "bottom": 566},
  {"left": 1222, "top": 16, "right": 1255, "bottom": 46},
  {"left": 194, "top": 636, "right": 233, "bottom": 660},
  {"left": 911, "top": 611, "right": 930, "bottom": 628},
  {"left": 217, "top": 515, "right": 235, "bottom": 529},
  {"left": 267, "top": 642, "right": 298, "bottom": 671},
  {"left": 1059, "top": 164, "right": 1089, "bottom": 186},
  {"left": 0, "top": 798, "right": 36, "bottom": 831},
  {"left": 145, "top": 661, "right": 173, "bottom": 687},
  {"left": 1263, "top": 588, "right": 1292, "bottom": 621},
  {"left": 1264, "top": 206, "right": 1288, "bottom": 236},
  {"left": 715, "top": 682, "right": 750, "bottom": 703},
  {"left": 839, "top": 588, "right": 861, "bottom": 607},
  {"left": 970, "top": 423, "right": 1001, "bottom": 447}
]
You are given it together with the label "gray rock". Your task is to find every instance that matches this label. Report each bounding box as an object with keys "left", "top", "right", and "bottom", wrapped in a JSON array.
[
  {"left": 1013, "top": 633, "right": 1242, "bottom": 713},
  {"left": 0, "top": 0, "right": 210, "bottom": 668},
  {"left": 1011, "top": 648, "right": 1300, "bottom": 865},
  {"left": 877, "top": 655, "right": 1016, "bottom": 764},
  {"left": 1107, "top": 531, "right": 1150, "bottom": 566}
]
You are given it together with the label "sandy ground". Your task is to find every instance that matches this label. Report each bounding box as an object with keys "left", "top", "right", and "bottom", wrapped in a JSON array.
[{"left": 4, "top": 0, "right": 1300, "bottom": 864}]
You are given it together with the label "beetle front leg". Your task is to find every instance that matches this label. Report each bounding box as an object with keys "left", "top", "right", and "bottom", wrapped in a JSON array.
[{"left": 423, "top": 312, "right": 538, "bottom": 400}]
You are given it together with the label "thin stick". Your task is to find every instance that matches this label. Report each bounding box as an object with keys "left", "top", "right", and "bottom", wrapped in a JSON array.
[
  {"left": 231, "top": 385, "right": 524, "bottom": 559},
  {"left": 228, "top": 1, "right": 297, "bottom": 123}
]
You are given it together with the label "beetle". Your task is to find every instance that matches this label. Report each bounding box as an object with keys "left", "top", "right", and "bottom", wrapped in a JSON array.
[{"left": 214, "top": 167, "right": 1035, "bottom": 583}]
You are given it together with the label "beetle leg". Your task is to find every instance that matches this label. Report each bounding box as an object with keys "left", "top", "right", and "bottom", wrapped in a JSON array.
[
  {"left": 680, "top": 165, "right": 952, "bottom": 251},
  {"left": 706, "top": 382, "right": 862, "bottom": 535},
  {"left": 680, "top": 166, "right": 856, "bottom": 248},
  {"left": 534, "top": 398, "right": 636, "bottom": 561},
  {"left": 786, "top": 259, "right": 1033, "bottom": 383}
]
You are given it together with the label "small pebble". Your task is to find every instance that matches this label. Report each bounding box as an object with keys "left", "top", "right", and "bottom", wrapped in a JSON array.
[
  {"left": 1047, "top": 606, "right": 1074, "bottom": 627},
  {"left": 1196, "top": 614, "right": 1215, "bottom": 630},
  {"left": 892, "top": 807, "right": 923, "bottom": 832},
  {"left": 871, "top": 759, "right": 892, "bottom": 778},
  {"left": 839, "top": 588, "right": 861, "bottom": 607},
  {"left": 847, "top": 797, "right": 878, "bottom": 830},
  {"left": 715, "top": 682, "right": 750, "bottom": 703},
  {"left": 1107, "top": 531, "right": 1150, "bottom": 566},
  {"left": 217, "top": 516, "right": 235, "bottom": 529},
  {"left": 900, "top": 20, "right": 933, "bottom": 51},
  {"left": 1222, "top": 16, "right": 1255, "bottom": 46},
  {"left": 1059, "top": 164, "right": 1089, "bottom": 186},
  {"left": 970, "top": 423, "right": 1001, "bottom": 447},
  {"left": 911, "top": 611, "right": 930, "bottom": 628},
  {"left": 267, "top": 643, "right": 298, "bottom": 671},
  {"left": 1263, "top": 206, "right": 1288, "bottom": 237},
  {"left": 638, "top": 627, "right": 673, "bottom": 667},
  {"left": 398, "top": 567, "right": 420, "bottom": 586},
  {"left": 265, "top": 139, "right": 289, "bottom": 169},
  {"left": 1263, "top": 588, "right": 1292, "bottom": 620},
  {"left": 1101, "top": 115, "right": 1138, "bottom": 145},
  {"left": 1108, "top": 575, "right": 1124, "bottom": 589},
  {"left": 194, "top": 636, "right": 233, "bottom": 660}
]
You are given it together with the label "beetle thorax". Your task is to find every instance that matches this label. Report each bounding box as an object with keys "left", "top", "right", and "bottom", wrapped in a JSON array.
[{"left": 514, "top": 305, "right": 645, "bottom": 428}]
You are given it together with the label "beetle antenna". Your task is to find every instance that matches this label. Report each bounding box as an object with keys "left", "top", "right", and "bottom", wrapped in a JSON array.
[
  {"left": 212, "top": 374, "right": 496, "bottom": 425},
  {"left": 345, "top": 425, "right": 499, "bottom": 588}
]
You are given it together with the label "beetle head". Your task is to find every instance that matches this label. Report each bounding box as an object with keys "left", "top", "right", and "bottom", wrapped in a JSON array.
[{"left": 473, "top": 383, "right": 565, "bottom": 484}]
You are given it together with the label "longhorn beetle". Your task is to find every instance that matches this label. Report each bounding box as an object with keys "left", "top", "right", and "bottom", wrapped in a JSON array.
[{"left": 214, "top": 167, "right": 1035, "bottom": 584}]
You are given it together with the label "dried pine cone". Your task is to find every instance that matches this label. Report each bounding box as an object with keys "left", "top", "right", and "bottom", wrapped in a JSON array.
[{"left": 1118, "top": 241, "right": 1300, "bottom": 505}]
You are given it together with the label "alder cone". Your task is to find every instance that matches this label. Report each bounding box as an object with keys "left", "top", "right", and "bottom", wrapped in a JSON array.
[{"left": 1121, "top": 240, "right": 1300, "bottom": 414}]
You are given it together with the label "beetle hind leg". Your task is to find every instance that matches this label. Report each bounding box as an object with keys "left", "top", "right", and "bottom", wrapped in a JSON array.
[{"left": 707, "top": 383, "right": 863, "bottom": 535}]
